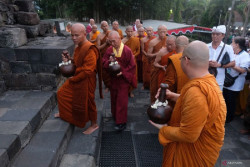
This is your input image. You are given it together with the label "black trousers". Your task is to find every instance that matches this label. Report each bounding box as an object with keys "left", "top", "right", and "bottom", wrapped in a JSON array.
[{"left": 223, "top": 88, "right": 240, "bottom": 123}]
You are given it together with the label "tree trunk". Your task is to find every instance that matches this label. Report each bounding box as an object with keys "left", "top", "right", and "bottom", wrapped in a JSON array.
[
  {"left": 242, "top": 1, "right": 250, "bottom": 37},
  {"left": 225, "top": 0, "right": 236, "bottom": 43}
]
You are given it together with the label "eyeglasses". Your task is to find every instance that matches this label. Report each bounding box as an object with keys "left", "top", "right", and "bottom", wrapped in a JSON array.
[{"left": 179, "top": 56, "right": 191, "bottom": 60}]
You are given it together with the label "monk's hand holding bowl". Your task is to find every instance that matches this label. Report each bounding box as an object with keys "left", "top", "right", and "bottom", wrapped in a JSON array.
[
  {"left": 161, "top": 65, "right": 167, "bottom": 71},
  {"left": 109, "top": 56, "right": 115, "bottom": 62},
  {"left": 117, "top": 72, "right": 122, "bottom": 76},
  {"left": 149, "top": 120, "right": 167, "bottom": 129}
]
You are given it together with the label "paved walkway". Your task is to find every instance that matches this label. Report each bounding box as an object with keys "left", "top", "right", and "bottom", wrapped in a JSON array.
[{"left": 99, "top": 83, "right": 250, "bottom": 167}]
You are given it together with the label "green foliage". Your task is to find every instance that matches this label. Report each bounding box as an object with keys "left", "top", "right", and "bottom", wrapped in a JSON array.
[{"left": 34, "top": 0, "right": 247, "bottom": 28}]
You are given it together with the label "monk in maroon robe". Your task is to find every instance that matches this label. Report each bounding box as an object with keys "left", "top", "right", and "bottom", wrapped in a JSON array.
[{"left": 103, "top": 31, "right": 136, "bottom": 131}]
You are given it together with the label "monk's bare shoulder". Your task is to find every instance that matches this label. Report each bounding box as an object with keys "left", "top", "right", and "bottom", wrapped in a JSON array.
[
  {"left": 158, "top": 47, "right": 168, "bottom": 57},
  {"left": 149, "top": 37, "right": 160, "bottom": 47},
  {"left": 122, "top": 37, "right": 128, "bottom": 44}
]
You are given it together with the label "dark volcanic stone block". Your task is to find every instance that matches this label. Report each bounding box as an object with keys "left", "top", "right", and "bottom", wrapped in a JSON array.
[
  {"left": 39, "top": 21, "right": 53, "bottom": 36},
  {"left": 16, "top": 12, "right": 40, "bottom": 25},
  {"left": 16, "top": 24, "right": 39, "bottom": 38},
  {"left": 0, "top": 134, "right": 21, "bottom": 161},
  {"left": 0, "top": 149, "right": 9, "bottom": 167},
  {"left": 0, "top": 48, "right": 16, "bottom": 62},
  {"left": 27, "top": 49, "right": 42, "bottom": 62},
  {"left": 12, "top": 130, "right": 71, "bottom": 167},
  {"left": 3, "top": 74, "right": 30, "bottom": 88},
  {"left": 37, "top": 73, "right": 56, "bottom": 88},
  {"left": 14, "top": 0, "right": 35, "bottom": 12},
  {"left": 14, "top": 48, "right": 29, "bottom": 61},
  {"left": 9, "top": 61, "right": 32, "bottom": 74},
  {"left": 0, "top": 28, "right": 27, "bottom": 48},
  {"left": 0, "top": 109, "right": 41, "bottom": 133},
  {"left": 31, "top": 63, "right": 56, "bottom": 73}
]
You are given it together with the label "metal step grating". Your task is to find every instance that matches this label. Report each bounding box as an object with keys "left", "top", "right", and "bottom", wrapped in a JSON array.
[
  {"left": 133, "top": 133, "right": 163, "bottom": 167},
  {"left": 99, "top": 131, "right": 136, "bottom": 167}
]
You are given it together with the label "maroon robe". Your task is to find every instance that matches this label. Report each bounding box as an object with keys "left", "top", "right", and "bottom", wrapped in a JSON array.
[{"left": 103, "top": 45, "right": 136, "bottom": 124}]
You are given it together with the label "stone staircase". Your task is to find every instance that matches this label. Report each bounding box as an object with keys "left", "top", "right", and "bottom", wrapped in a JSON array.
[
  {"left": 0, "top": 36, "right": 74, "bottom": 91},
  {"left": 0, "top": 87, "right": 105, "bottom": 167}
]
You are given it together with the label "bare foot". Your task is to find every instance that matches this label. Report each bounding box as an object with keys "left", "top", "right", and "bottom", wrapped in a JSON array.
[
  {"left": 129, "top": 93, "right": 134, "bottom": 98},
  {"left": 141, "top": 86, "right": 144, "bottom": 90},
  {"left": 105, "top": 88, "right": 109, "bottom": 93},
  {"left": 54, "top": 113, "right": 60, "bottom": 118},
  {"left": 83, "top": 124, "right": 99, "bottom": 135}
]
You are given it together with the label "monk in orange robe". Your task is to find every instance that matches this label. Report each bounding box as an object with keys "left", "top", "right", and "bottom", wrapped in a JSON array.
[
  {"left": 141, "top": 26, "right": 156, "bottom": 89},
  {"left": 55, "top": 23, "right": 103, "bottom": 135},
  {"left": 112, "top": 21, "right": 123, "bottom": 39},
  {"left": 150, "top": 41, "right": 226, "bottom": 167},
  {"left": 147, "top": 25, "right": 167, "bottom": 103},
  {"left": 89, "top": 25, "right": 100, "bottom": 45},
  {"left": 154, "top": 35, "right": 176, "bottom": 88},
  {"left": 97, "top": 21, "right": 111, "bottom": 92},
  {"left": 122, "top": 26, "right": 140, "bottom": 97},
  {"left": 164, "top": 35, "right": 189, "bottom": 93},
  {"left": 136, "top": 27, "right": 146, "bottom": 83}
]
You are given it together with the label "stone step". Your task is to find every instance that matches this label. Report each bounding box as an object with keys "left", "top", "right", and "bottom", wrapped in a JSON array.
[
  {"left": 11, "top": 106, "right": 74, "bottom": 167},
  {"left": 0, "top": 90, "right": 56, "bottom": 167},
  {"left": 59, "top": 104, "right": 104, "bottom": 167}
]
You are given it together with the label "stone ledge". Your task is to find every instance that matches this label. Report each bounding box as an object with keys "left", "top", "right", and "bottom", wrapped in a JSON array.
[
  {"left": 12, "top": 113, "right": 74, "bottom": 167},
  {"left": 60, "top": 154, "right": 96, "bottom": 167},
  {"left": 0, "top": 90, "right": 56, "bottom": 166}
]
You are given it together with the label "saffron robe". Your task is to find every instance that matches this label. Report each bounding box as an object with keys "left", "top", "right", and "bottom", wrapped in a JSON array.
[
  {"left": 158, "top": 50, "right": 176, "bottom": 87},
  {"left": 159, "top": 74, "right": 226, "bottom": 167},
  {"left": 90, "top": 30, "right": 100, "bottom": 45},
  {"left": 164, "top": 53, "right": 189, "bottom": 93},
  {"left": 136, "top": 35, "right": 145, "bottom": 82},
  {"left": 142, "top": 36, "right": 156, "bottom": 88},
  {"left": 116, "top": 29, "right": 124, "bottom": 39},
  {"left": 124, "top": 37, "right": 140, "bottom": 90},
  {"left": 100, "top": 31, "right": 111, "bottom": 89},
  {"left": 150, "top": 36, "right": 167, "bottom": 103},
  {"left": 57, "top": 41, "right": 103, "bottom": 128},
  {"left": 103, "top": 45, "right": 136, "bottom": 124}
]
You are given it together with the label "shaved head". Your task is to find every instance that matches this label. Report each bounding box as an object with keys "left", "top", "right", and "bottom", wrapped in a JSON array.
[
  {"left": 176, "top": 35, "right": 189, "bottom": 52},
  {"left": 158, "top": 25, "right": 167, "bottom": 31},
  {"left": 72, "top": 23, "right": 86, "bottom": 33},
  {"left": 101, "top": 21, "right": 109, "bottom": 32},
  {"left": 126, "top": 26, "right": 133, "bottom": 31},
  {"left": 71, "top": 23, "right": 86, "bottom": 45},
  {"left": 101, "top": 21, "right": 108, "bottom": 26},
  {"left": 109, "top": 30, "right": 120, "bottom": 38},
  {"left": 125, "top": 26, "right": 133, "bottom": 38},
  {"left": 176, "top": 35, "right": 189, "bottom": 47},
  {"left": 167, "top": 35, "right": 176, "bottom": 41},
  {"left": 166, "top": 35, "right": 176, "bottom": 52},
  {"left": 158, "top": 25, "right": 167, "bottom": 39},
  {"left": 108, "top": 31, "right": 121, "bottom": 49},
  {"left": 183, "top": 40, "right": 209, "bottom": 68},
  {"left": 146, "top": 26, "right": 153, "bottom": 31}
]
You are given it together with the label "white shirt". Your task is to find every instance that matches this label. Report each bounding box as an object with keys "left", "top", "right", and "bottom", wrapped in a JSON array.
[
  {"left": 207, "top": 41, "right": 235, "bottom": 86},
  {"left": 224, "top": 50, "right": 250, "bottom": 91}
]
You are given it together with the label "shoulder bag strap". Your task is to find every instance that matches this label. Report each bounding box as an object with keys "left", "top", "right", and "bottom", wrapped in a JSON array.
[{"left": 216, "top": 43, "right": 226, "bottom": 62}]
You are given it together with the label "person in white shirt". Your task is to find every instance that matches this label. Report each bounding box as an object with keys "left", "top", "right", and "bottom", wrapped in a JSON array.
[
  {"left": 207, "top": 25, "right": 235, "bottom": 90},
  {"left": 223, "top": 36, "right": 250, "bottom": 123}
]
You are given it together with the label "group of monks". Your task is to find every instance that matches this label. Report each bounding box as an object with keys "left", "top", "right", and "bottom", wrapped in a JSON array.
[{"left": 55, "top": 19, "right": 227, "bottom": 166}]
